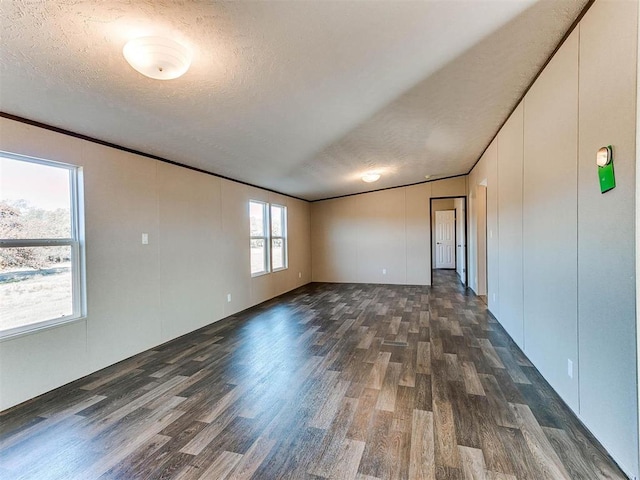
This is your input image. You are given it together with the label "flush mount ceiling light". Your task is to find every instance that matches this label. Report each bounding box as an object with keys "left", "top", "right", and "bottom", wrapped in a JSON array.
[
  {"left": 361, "top": 173, "right": 381, "bottom": 183},
  {"left": 424, "top": 175, "right": 431, "bottom": 180},
  {"left": 123, "top": 36, "right": 192, "bottom": 80}
]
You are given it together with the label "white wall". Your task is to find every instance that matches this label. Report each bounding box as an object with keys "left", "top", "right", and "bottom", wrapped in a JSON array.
[
  {"left": 468, "top": 163, "right": 488, "bottom": 297},
  {"left": 497, "top": 103, "right": 524, "bottom": 348},
  {"left": 454, "top": 198, "right": 466, "bottom": 281},
  {"left": 0, "top": 117, "right": 312, "bottom": 410},
  {"left": 523, "top": 26, "right": 580, "bottom": 411},
  {"left": 467, "top": 1, "right": 639, "bottom": 476},
  {"left": 311, "top": 177, "right": 466, "bottom": 285},
  {"left": 577, "top": 2, "right": 638, "bottom": 475}
]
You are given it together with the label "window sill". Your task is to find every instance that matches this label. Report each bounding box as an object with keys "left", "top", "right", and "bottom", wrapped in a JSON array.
[
  {"left": 0, "top": 315, "right": 87, "bottom": 342},
  {"left": 251, "top": 271, "right": 270, "bottom": 278}
]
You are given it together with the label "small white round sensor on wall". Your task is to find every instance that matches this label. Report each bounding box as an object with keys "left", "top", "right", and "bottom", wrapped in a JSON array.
[{"left": 596, "top": 146, "right": 611, "bottom": 167}]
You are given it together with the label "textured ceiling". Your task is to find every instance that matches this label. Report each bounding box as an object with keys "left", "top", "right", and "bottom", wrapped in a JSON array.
[{"left": 0, "top": 1, "right": 588, "bottom": 200}]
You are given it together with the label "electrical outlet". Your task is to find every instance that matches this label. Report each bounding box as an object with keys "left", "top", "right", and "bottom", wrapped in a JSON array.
[
  {"left": 567, "top": 359, "right": 573, "bottom": 378},
  {"left": 298, "top": 272, "right": 302, "bottom": 279},
  {"left": 141, "top": 233, "right": 149, "bottom": 245},
  {"left": 227, "top": 293, "right": 231, "bottom": 303},
  {"left": 492, "top": 293, "right": 496, "bottom": 302},
  {"left": 382, "top": 268, "right": 387, "bottom": 275}
]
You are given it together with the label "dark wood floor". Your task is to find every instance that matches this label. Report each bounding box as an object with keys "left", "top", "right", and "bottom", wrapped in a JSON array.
[{"left": 0, "top": 271, "right": 628, "bottom": 479}]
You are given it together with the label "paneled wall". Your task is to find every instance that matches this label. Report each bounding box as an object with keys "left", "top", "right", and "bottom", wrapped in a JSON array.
[
  {"left": 577, "top": 1, "right": 638, "bottom": 473},
  {"left": 523, "top": 27, "right": 580, "bottom": 410},
  {"left": 496, "top": 103, "right": 524, "bottom": 348},
  {"left": 454, "top": 198, "right": 466, "bottom": 280},
  {"left": 0, "top": 117, "right": 312, "bottom": 410},
  {"left": 467, "top": 1, "right": 638, "bottom": 476},
  {"left": 311, "top": 177, "right": 466, "bottom": 285}
]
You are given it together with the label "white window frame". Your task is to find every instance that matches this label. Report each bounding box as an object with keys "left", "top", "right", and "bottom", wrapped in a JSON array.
[
  {"left": 250, "top": 200, "right": 270, "bottom": 277},
  {"left": 0, "top": 151, "right": 86, "bottom": 339},
  {"left": 270, "top": 204, "right": 288, "bottom": 272}
]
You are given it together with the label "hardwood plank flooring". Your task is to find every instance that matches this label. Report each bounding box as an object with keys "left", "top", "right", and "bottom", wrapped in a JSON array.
[{"left": 0, "top": 271, "right": 628, "bottom": 479}]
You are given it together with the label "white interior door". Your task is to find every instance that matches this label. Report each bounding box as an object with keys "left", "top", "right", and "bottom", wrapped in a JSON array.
[{"left": 435, "top": 210, "right": 456, "bottom": 269}]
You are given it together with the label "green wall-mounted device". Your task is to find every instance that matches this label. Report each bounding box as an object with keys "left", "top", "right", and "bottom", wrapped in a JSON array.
[{"left": 596, "top": 145, "right": 615, "bottom": 194}]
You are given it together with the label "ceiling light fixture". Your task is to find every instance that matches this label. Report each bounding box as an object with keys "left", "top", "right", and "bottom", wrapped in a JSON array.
[
  {"left": 362, "top": 173, "right": 381, "bottom": 183},
  {"left": 424, "top": 175, "right": 431, "bottom": 180},
  {"left": 123, "top": 36, "right": 192, "bottom": 80}
]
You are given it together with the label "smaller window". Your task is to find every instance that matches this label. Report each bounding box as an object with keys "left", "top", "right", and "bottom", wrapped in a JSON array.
[
  {"left": 270, "top": 204, "right": 287, "bottom": 271},
  {"left": 249, "top": 201, "right": 269, "bottom": 276}
]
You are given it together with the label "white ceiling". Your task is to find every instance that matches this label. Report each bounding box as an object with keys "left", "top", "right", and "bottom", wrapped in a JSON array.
[{"left": 0, "top": 1, "right": 587, "bottom": 200}]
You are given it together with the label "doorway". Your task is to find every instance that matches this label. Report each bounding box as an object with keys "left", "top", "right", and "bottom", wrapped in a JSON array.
[{"left": 430, "top": 196, "right": 467, "bottom": 287}]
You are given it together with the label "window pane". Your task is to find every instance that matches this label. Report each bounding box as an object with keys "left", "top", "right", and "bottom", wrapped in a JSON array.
[
  {"left": 250, "top": 238, "right": 266, "bottom": 274},
  {"left": 0, "top": 157, "right": 71, "bottom": 239},
  {"left": 272, "top": 238, "right": 284, "bottom": 270},
  {"left": 0, "top": 245, "right": 73, "bottom": 331},
  {"left": 249, "top": 201, "right": 265, "bottom": 237},
  {"left": 271, "top": 205, "right": 283, "bottom": 236}
]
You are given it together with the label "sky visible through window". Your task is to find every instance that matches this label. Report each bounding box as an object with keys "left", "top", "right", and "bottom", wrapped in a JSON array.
[{"left": 1, "top": 157, "right": 70, "bottom": 211}]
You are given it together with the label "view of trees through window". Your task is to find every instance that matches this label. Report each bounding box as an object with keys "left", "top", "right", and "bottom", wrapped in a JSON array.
[{"left": 0, "top": 156, "right": 77, "bottom": 333}]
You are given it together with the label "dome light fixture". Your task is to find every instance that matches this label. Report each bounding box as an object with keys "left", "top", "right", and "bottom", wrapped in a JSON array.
[
  {"left": 123, "top": 36, "right": 192, "bottom": 80},
  {"left": 362, "top": 172, "right": 381, "bottom": 183}
]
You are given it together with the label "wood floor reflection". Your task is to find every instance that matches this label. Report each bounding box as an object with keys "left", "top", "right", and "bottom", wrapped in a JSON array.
[{"left": 0, "top": 271, "right": 627, "bottom": 479}]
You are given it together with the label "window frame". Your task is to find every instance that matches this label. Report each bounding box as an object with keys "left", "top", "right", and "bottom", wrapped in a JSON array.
[
  {"left": 270, "top": 204, "right": 288, "bottom": 272},
  {"left": 249, "top": 200, "right": 270, "bottom": 277},
  {"left": 0, "top": 151, "right": 86, "bottom": 339}
]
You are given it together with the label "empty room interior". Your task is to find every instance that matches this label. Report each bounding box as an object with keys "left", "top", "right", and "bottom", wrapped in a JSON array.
[{"left": 1, "top": 1, "right": 639, "bottom": 479}]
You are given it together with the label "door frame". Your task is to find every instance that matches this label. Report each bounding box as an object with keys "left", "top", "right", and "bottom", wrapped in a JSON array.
[{"left": 430, "top": 196, "right": 468, "bottom": 286}]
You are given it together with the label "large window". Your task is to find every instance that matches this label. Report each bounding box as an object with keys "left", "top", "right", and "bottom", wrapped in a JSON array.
[
  {"left": 0, "top": 152, "right": 85, "bottom": 337},
  {"left": 249, "top": 200, "right": 287, "bottom": 276}
]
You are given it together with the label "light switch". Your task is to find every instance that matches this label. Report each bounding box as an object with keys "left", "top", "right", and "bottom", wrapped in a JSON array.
[{"left": 142, "top": 233, "right": 149, "bottom": 245}]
